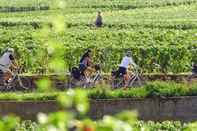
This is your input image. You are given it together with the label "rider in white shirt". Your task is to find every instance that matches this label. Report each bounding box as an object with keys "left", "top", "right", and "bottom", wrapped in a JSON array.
[
  {"left": 0, "top": 48, "right": 16, "bottom": 84},
  {"left": 115, "top": 51, "right": 137, "bottom": 88},
  {"left": 119, "top": 54, "right": 137, "bottom": 69}
]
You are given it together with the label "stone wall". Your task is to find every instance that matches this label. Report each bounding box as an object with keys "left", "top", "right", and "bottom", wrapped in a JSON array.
[
  {"left": 0, "top": 101, "right": 59, "bottom": 120},
  {"left": 89, "top": 96, "right": 197, "bottom": 122},
  {"left": 0, "top": 96, "right": 197, "bottom": 122}
]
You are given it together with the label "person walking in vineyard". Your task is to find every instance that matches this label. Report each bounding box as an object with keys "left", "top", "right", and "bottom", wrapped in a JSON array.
[
  {"left": 112, "top": 50, "right": 137, "bottom": 88},
  {"left": 0, "top": 48, "right": 17, "bottom": 85},
  {"left": 95, "top": 11, "right": 103, "bottom": 27}
]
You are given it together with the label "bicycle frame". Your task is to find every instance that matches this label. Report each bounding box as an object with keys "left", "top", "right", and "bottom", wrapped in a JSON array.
[
  {"left": 187, "top": 73, "right": 197, "bottom": 81},
  {"left": 83, "top": 70, "right": 101, "bottom": 88},
  {"left": 92, "top": 70, "right": 101, "bottom": 83},
  {"left": 128, "top": 68, "right": 142, "bottom": 87},
  {"left": 6, "top": 68, "right": 28, "bottom": 89},
  {"left": 112, "top": 67, "right": 142, "bottom": 88},
  {"left": 69, "top": 69, "right": 101, "bottom": 88}
]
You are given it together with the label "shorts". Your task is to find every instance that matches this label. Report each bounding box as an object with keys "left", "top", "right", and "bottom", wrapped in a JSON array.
[
  {"left": 114, "top": 67, "right": 127, "bottom": 77},
  {"left": 118, "top": 67, "right": 127, "bottom": 75}
]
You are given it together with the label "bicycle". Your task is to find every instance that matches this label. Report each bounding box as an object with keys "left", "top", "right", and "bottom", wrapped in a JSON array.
[
  {"left": 0, "top": 67, "right": 31, "bottom": 91},
  {"left": 187, "top": 63, "right": 197, "bottom": 82},
  {"left": 187, "top": 73, "right": 197, "bottom": 83},
  {"left": 69, "top": 64, "right": 102, "bottom": 88},
  {"left": 111, "top": 67, "right": 144, "bottom": 89}
]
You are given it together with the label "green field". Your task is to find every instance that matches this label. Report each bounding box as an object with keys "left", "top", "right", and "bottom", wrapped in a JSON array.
[
  {"left": 0, "top": 0, "right": 196, "bottom": 74},
  {"left": 0, "top": 1, "right": 197, "bottom": 130}
]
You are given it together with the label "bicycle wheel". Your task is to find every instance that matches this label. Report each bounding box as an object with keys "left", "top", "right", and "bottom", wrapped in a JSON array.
[
  {"left": 69, "top": 77, "right": 77, "bottom": 88},
  {"left": 89, "top": 74, "right": 102, "bottom": 88},
  {"left": 128, "top": 75, "right": 145, "bottom": 87},
  {"left": 187, "top": 74, "right": 197, "bottom": 83},
  {"left": 0, "top": 77, "right": 6, "bottom": 91},
  {"left": 20, "top": 77, "right": 32, "bottom": 89},
  {"left": 69, "top": 76, "right": 84, "bottom": 88},
  {"left": 112, "top": 77, "right": 124, "bottom": 89},
  {"left": 12, "top": 76, "right": 32, "bottom": 90}
]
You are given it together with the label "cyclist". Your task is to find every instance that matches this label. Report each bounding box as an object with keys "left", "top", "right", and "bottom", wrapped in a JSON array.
[
  {"left": 79, "top": 49, "right": 95, "bottom": 81},
  {"left": 188, "top": 62, "right": 197, "bottom": 81},
  {"left": 192, "top": 63, "right": 197, "bottom": 75},
  {"left": 0, "top": 48, "right": 17, "bottom": 85},
  {"left": 112, "top": 51, "right": 137, "bottom": 88}
]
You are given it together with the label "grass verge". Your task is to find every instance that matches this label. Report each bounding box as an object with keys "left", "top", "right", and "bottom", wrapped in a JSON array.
[{"left": 0, "top": 81, "right": 196, "bottom": 101}]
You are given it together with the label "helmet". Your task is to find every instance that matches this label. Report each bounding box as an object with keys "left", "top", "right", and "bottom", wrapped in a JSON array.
[
  {"left": 126, "top": 50, "right": 132, "bottom": 57},
  {"left": 6, "top": 48, "right": 14, "bottom": 53},
  {"left": 86, "top": 49, "right": 92, "bottom": 53}
]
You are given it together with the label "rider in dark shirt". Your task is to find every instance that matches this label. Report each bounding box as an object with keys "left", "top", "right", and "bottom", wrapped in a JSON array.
[{"left": 79, "top": 49, "right": 93, "bottom": 76}]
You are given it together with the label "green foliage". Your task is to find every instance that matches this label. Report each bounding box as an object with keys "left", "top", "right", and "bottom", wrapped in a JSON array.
[
  {"left": 57, "top": 89, "right": 89, "bottom": 114},
  {"left": 0, "top": 0, "right": 50, "bottom": 8},
  {"left": 145, "top": 81, "right": 189, "bottom": 97},
  {"left": 12, "top": 119, "right": 197, "bottom": 131},
  {"left": 0, "top": 1, "right": 196, "bottom": 73},
  {"left": 0, "top": 116, "right": 20, "bottom": 131},
  {"left": 0, "top": 27, "right": 195, "bottom": 73},
  {"left": 36, "top": 78, "right": 52, "bottom": 92},
  {"left": 88, "top": 87, "right": 148, "bottom": 99},
  {"left": 0, "top": 0, "right": 196, "bottom": 130},
  {"left": 16, "top": 120, "right": 39, "bottom": 131},
  {"left": 135, "top": 121, "right": 186, "bottom": 131},
  {"left": 0, "top": 82, "right": 196, "bottom": 131},
  {"left": 0, "top": 81, "right": 196, "bottom": 100}
]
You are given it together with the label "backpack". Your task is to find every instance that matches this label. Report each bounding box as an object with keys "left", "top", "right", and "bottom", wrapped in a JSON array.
[{"left": 71, "top": 67, "right": 81, "bottom": 80}]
